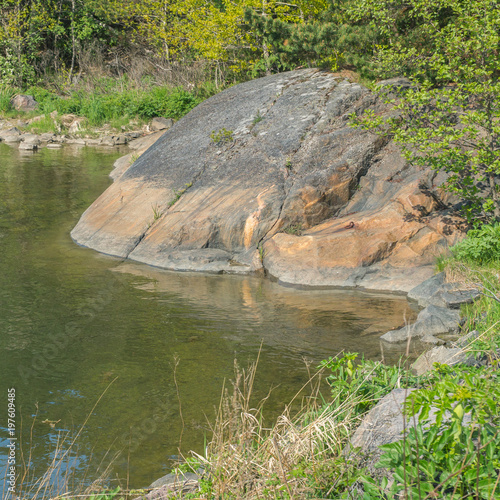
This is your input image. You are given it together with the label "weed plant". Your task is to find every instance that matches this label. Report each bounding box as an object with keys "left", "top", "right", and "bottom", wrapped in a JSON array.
[{"left": 210, "top": 127, "right": 234, "bottom": 146}]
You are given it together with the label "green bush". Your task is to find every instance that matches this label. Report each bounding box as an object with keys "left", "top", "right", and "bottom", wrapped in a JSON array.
[
  {"left": 1, "top": 81, "right": 210, "bottom": 129},
  {"left": 320, "top": 353, "right": 418, "bottom": 418},
  {"left": 362, "top": 364, "right": 500, "bottom": 499},
  {"left": 451, "top": 223, "right": 500, "bottom": 264}
]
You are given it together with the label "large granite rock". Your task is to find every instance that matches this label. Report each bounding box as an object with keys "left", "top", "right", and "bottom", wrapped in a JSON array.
[{"left": 71, "top": 69, "right": 463, "bottom": 291}]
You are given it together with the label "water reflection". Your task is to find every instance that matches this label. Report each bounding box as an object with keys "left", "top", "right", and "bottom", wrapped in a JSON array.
[{"left": 0, "top": 143, "right": 418, "bottom": 493}]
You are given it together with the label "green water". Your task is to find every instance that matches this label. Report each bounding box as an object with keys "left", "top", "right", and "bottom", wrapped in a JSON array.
[{"left": 0, "top": 143, "right": 417, "bottom": 494}]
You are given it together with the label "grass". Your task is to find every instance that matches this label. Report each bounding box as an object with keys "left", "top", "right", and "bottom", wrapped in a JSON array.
[
  {"left": 168, "top": 183, "right": 192, "bottom": 208},
  {"left": 252, "top": 111, "right": 263, "bottom": 125},
  {"left": 282, "top": 223, "right": 302, "bottom": 235},
  {"left": 151, "top": 203, "right": 163, "bottom": 221},
  {"left": 178, "top": 357, "right": 365, "bottom": 499},
  {"left": 0, "top": 77, "right": 221, "bottom": 135},
  {"left": 24, "top": 115, "right": 60, "bottom": 135}
]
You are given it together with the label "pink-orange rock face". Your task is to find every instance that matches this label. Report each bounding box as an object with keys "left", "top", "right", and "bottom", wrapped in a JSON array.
[{"left": 71, "top": 70, "right": 464, "bottom": 292}]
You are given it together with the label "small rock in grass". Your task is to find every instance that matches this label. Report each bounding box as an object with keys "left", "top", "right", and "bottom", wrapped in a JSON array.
[
  {"left": 411, "top": 345, "right": 468, "bottom": 375},
  {"left": 151, "top": 117, "right": 174, "bottom": 131},
  {"left": 11, "top": 94, "right": 38, "bottom": 111}
]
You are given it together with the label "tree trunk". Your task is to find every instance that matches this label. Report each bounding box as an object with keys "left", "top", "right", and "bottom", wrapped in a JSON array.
[{"left": 68, "top": 0, "right": 76, "bottom": 83}]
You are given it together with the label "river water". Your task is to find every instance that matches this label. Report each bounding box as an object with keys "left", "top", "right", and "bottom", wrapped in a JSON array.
[{"left": 0, "top": 143, "right": 416, "bottom": 494}]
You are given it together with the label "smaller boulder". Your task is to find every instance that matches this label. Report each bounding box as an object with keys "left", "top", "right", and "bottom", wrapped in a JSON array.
[
  {"left": 143, "top": 471, "right": 199, "bottom": 499},
  {"left": 150, "top": 117, "right": 174, "bottom": 131},
  {"left": 0, "top": 127, "right": 22, "bottom": 143},
  {"left": 407, "top": 273, "right": 445, "bottom": 307},
  {"left": 351, "top": 388, "right": 416, "bottom": 457},
  {"left": 381, "top": 305, "right": 460, "bottom": 343},
  {"left": 68, "top": 117, "right": 87, "bottom": 134},
  {"left": 11, "top": 94, "right": 38, "bottom": 112},
  {"left": 60, "top": 114, "right": 78, "bottom": 127},
  {"left": 100, "top": 136, "right": 115, "bottom": 147},
  {"left": 113, "top": 135, "right": 128, "bottom": 145},
  {"left": 19, "top": 142, "right": 38, "bottom": 151},
  {"left": 439, "top": 289, "right": 480, "bottom": 309},
  {"left": 411, "top": 345, "right": 468, "bottom": 375},
  {"left": 20, "top": 134, "right": 41, "bottom": 145},
  {"left": 39, "top": 133, "right": 56, "bottom": 143}
]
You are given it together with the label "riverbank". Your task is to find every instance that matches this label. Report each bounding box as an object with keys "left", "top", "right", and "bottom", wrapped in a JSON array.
[
  {"left": 0, "top": 79, "right": 220, "bottom": 151},
  {"left": 0, "top": 113, "right": 168, "bottom": 151},
  {"left": 142, "top": 248, "right": 500, "bottom": 499}
]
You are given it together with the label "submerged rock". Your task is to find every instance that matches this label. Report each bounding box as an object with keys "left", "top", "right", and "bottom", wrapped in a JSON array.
[{"left": 71, "top": 69, "right": 463, "bottom": 291}]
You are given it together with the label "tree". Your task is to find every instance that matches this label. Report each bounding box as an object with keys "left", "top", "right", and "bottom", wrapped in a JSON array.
[{"left": 351, "top": 0, "right": 500, "bottom": 223}]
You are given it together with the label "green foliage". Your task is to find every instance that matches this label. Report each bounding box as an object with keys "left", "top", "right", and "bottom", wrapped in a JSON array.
[
  {"left": 362, "top": 364, "right": 500, "bottom": 499},
  {"left": 25, "top": 115, "right": 61, "bottom": 134},
  {"left": 320, "top": 353, "right": 418, "bottom": 418},
  {"left": 243, "top": 2, "right": 378, "bottom": 76},
  {"left": 282, "top": 223, "right": 302, "bottom": 235},
  {"left": 151, "top": 203, "right": 163, "bottom": 221},
  {"left": 451, "top": 223, "right": 500, "bottom": 264},
  {"left": 252, "top": 110, "right": 263, "bottom": 125},
  {"left": 210, "top": 127, "right": 234, "bottom": 145},
  {"left": 350, "top": 0, "right": 500, "bottom": 223},
  {"left": 168, "top": 183, "right": 192, "bottom": 208},
  {"left": 1, "top": 81, "right": 206, "bottom": 129}
]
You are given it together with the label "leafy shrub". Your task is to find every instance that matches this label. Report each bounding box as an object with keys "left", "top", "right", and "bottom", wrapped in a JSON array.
[
  {"left": 362, "top": 364, "right": 500, "bottom": 499},
  {"left": 320, "top": 353, "right": 418, "bottom": 418},
  {"left": 451, "top": 223, "right": 500, "bottom": 264}
]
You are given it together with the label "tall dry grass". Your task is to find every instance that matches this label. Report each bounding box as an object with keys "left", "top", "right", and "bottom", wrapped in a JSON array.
[{"left": 188, "top": 356, "right": 364, "bottom": 499}]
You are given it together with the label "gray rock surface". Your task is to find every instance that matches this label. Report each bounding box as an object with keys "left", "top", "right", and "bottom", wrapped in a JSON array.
[
  {"left": 11, "top": 94, "right": 38, "bottom": 111},
  {"left": 381, "top": 305, "right": 460, "bottom": 343},
  {"left": 439, "top": 289, "right": 480, "bottom": 309},
  {"left": 71, "top": 69, "right": 463, "bottom": 291},
  {"left": 142, "top": 472, "right": 199, "bottom": 499},
  {"left": 0, "top": 127, "right": 21, "bottom": 142},
  {"left": 407, "top": 273, "right": 445, "bottom": 307},
  {"left": 411, "top": 345, "right": 468, "bottom": 375},
  {"left": 20, "top": 133, "right": 41, "bottom": 145},
  {"left": 151, "top": 117, "right": 174, "bottom": 131},
  {"left": 68, "top": 117, "right": 87, "bottom": 134},
  {"left": 351, "top": 389, "right": 415, "bottom": 457}
]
